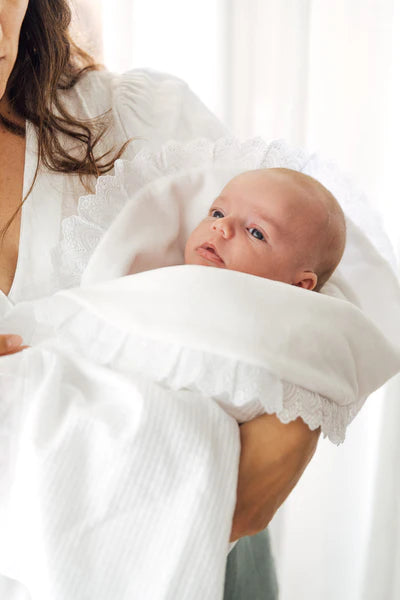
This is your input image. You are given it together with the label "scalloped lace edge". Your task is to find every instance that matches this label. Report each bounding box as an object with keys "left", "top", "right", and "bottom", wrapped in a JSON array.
[
  {"left": 38, "top": 300, "right": 365, "bottom": 446},
  {"left": 51, "top": 137, "right": 397, "bottom": 293}
]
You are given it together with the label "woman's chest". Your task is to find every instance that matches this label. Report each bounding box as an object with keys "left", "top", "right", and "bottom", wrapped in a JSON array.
[{"left": 0, "top": 130, "right": 25, "bottom": 297}]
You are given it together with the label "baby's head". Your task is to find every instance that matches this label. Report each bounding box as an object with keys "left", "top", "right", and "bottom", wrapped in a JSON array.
[{"left": 184, "top": 168, "right": 346, "bottom": 292}]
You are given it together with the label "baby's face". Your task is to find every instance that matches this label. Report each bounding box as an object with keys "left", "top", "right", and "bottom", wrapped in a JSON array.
[{"left": 184, "top": 170, "right": 324, "bottom": 287}]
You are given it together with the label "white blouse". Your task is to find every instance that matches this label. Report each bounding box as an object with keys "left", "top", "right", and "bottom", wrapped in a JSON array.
[{"left": 5, "top": 68, "right": 228, "bottom": 306}]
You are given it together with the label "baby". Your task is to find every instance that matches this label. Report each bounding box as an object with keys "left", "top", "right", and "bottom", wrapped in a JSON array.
[{"left": 184, "top": 167, "right": 346, "bottom": 292}]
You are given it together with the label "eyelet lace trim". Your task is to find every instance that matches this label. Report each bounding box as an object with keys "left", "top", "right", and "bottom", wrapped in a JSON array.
[
  {"left": 40, "top": 298, "right": 359, "bottom": 445},
  {"left": 114, "top": 338, "right": 363, "bottom": 446},
  {"left": 52, "top": 136, "right": 397, "bottom": 291}
]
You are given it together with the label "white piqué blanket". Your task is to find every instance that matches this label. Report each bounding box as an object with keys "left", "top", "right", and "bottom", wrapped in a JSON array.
[
  {"left": 0, "top": 265, "right": 398, "bottom": 600},
  {"left": 1, "top": 138, "right": 399, "bottom": 599}
]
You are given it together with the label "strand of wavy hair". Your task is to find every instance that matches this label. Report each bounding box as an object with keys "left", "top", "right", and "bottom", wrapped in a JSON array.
[{"left": 0, "top": 0, "right": 130, "bottom": 243}]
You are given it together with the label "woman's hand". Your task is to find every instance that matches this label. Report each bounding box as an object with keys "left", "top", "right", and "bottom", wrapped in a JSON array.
[
  {"left": 0, "top": 334, "right": 28, "bottom": 355},
  {"left": 230, "top": 413, "right": 321, "bottom": 542}
]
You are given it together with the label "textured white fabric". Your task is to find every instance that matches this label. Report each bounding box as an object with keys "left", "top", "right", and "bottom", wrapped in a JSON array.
[
  {"left": 0, "top": 332, "right": 239, "bottom": 600},
  {"left": 0, "top": 264, "right": 398, "bottom": 599}
]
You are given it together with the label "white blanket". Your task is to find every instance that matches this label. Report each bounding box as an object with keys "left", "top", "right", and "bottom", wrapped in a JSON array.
[
  {"left": 0, "top": 265, "right": 398, "bottom": 600},
  {"left": 1, "top": 138, "right": 400, "bottom": 599}
]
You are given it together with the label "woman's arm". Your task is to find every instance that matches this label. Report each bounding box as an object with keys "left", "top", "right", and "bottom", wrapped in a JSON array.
[{"left": 230, "top": 413, "right": 321, "bottom": 541}]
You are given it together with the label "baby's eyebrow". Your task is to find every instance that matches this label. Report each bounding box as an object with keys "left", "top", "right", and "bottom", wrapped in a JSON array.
[
  {"left": 208, "top": 196, "right": 227, "bottom": 212},
  {"left": 255, "top": 213, "right": 283, "bottom": 233},
  {"left": 212, "top": 195, "right": 227, "bottom": 204}
]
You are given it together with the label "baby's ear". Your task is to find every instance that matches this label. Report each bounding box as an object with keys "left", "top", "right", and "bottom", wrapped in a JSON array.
[{"left": 294, "top": 271, "right": 318, "bottom": 291}]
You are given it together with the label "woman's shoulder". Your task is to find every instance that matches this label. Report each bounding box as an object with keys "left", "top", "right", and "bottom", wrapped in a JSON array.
[
  {"left": 64, "top": 67, "right": 228, "bottom": 147},
  {"left": 113, "top": 68, "right": 229, "bottom": 146}
]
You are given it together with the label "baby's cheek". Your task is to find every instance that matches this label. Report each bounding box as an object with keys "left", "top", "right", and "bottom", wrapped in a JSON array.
[
  {"left": 183, "top": 234, "right": 197, "bottom": 264},
  {"left": 183, "top": 241, "right": 191, "bottom": 264}
]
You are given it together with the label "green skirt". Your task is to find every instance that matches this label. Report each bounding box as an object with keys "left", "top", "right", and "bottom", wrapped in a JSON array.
[{"left": 223, "top": 529, "right": 279, "bottom": 599}]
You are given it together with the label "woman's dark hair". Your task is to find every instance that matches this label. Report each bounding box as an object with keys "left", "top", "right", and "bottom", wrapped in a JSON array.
[{"left": 1, "top": 0, "right": 129, "bottom": 240}]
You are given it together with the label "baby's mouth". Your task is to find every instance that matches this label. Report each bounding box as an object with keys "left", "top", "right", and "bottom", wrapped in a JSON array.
[{"left": 196, "top": 243, "right": 225, "bottom": 266}]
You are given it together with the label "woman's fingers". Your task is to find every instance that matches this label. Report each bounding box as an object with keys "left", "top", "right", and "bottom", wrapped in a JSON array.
[{"left": 0, "top": 334, "right": 26, "bottom": 356}]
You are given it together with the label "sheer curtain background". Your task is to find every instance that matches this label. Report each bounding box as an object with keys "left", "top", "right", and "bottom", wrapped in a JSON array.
[{"left": 73, "top": 1, "right": 400, "bottom": 598}]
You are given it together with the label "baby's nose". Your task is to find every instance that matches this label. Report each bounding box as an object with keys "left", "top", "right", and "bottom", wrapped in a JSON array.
[{"left": 211, "top": 218, "right": 234, "bottom": 238}]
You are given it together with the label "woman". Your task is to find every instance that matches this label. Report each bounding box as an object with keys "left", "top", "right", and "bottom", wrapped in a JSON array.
[{"left": 0, "top": 1, "right": 320, "bottom": 597}]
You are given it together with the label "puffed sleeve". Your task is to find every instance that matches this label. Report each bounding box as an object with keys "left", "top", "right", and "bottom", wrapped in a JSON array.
[{"left": 112, "top": 68, "right": 229, "bottom": 149}]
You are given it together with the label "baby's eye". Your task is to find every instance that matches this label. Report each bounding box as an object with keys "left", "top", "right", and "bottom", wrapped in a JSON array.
[
  {"left": 248, "top": 227, "right": 265, "bottom": 241},
  {"left": 211, "top": 209, "right": 224, "bottom": 218}
]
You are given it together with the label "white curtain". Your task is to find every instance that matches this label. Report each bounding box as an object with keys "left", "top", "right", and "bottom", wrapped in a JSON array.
[{"left": 73, "top": 2, "right": 400, "bottom": 598}]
